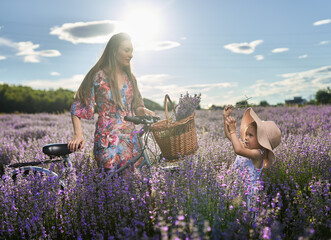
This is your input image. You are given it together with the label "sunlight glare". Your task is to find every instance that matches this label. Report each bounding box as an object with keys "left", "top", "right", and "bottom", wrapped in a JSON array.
[{"left": 122, "top": 6, "right": 162, "bottom": 44}]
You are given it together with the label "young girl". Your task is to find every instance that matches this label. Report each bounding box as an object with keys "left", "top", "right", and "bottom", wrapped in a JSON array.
[{"left": 223, "top": 106, "right": 281, "bottom": 207}]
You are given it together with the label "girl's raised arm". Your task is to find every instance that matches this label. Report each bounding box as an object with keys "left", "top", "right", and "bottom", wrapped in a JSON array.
[
  {"left": 226, "top": 116, "right": 262, "bottom": 161},
  {"left": 223, "top": 105, "right": 233, "bottom": 140}
]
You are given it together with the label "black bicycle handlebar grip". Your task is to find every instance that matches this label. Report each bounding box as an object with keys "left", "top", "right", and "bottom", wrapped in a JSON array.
[
  {"left": 153, "top": 116, "right": 161, "bottom": 121},
  {"left": 124, "top": 116, "right": 141, "bottom": 124},
  {"left": 124, "top": 115, "right": 160, "bottom": 124}
]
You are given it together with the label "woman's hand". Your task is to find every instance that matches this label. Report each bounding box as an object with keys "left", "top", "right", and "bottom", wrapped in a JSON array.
[
  {"left": 144, "top": 108, "right": 157, "bottom": 117},
  {"left": 69, "top": 114, "right": 84, "bottom": 152},
  {"left": 225, "top": 116, "right": 237, "bottom": 133},
  {"left": 68, "top": 134, "right": 85, "bottom": 152},
  {"left": 136, "top": 107, "right": 157, "bottom": 117},
  {"left": 223, "top": 105, "right": 233, "bottom": 118}
]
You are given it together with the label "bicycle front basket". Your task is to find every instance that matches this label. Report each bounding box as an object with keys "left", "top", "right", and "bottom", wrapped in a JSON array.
[{"left": 150, "top": 94, "right": 198, "bottom": 161}]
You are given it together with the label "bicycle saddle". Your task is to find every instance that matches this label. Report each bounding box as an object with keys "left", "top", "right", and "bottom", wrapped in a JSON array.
[{"left": 42, "top": 143, "right": 72, "bottom": 157}]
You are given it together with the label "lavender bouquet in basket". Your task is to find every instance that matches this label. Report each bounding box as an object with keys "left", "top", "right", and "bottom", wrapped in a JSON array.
[{"left": 175, "top": 92, "right": 201, "bottom": 121}]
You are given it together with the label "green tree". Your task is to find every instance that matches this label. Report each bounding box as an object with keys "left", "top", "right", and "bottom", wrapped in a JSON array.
[
  {"left": 235, "top": 100, "right": 249, "bottom": 108},
  {"left": 259, "top": 100, "right": 270, "bottom": 107},
  {"left": 0, "top": 84, "right": 75, "bottom": 113},
  {"left": 0, "top": 83, "right": 172, "bottom": 113},
  {"left": 315, "top": 87, "right": 331, "bottom": 104},
  {"left": 143, "top": 98, "right": 163, "bottom": 111}
]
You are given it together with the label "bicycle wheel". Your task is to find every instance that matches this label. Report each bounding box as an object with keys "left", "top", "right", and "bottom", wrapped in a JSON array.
[
  {"left": 10, "top": 166, "right": 65, "bottom": 189},
  {"left": 141, "top": 131, "right": 162, "bottom": 166}
]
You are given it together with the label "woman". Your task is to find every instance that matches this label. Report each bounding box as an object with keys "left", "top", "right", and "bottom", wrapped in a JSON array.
[{"left": 68, "top": 32, "right": 155, "bottom": 173}]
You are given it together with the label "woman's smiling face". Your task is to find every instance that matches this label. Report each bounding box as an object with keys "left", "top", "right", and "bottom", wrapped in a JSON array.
[{"left": 115, "top": 40, "right": 133, "bottom": 68}]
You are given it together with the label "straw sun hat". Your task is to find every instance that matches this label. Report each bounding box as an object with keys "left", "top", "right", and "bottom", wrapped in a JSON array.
[{"left": 240, "top": 108, "right": 281, "bottom": 168}]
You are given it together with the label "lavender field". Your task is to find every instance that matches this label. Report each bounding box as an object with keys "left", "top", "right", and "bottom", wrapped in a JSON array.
[{"left": 0, "top": 106, "right": 330, "bottom": 239}]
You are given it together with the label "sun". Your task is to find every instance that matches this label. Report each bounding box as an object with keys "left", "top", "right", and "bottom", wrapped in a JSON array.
[{"left": 120, "top": 6, "right": 162, "bottom": 44}]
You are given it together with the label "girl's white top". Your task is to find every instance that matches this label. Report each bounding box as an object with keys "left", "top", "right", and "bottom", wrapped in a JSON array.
[{"left": 233, "top": 149, "right": 264, "bottom": 194}]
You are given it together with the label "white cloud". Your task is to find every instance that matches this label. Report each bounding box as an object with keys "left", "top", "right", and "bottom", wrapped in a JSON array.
[
  {"left": 0, "top": 37, "right": 61, "bottom": 63},
  {"left": 50, "top": 20, "right": 181, "bottom": 51},
  {"left": 271, "top": 48, "right": 289, "bottom": 53},
  {"left": 0, "top": 56, "right": 6, "bottom": 60},
  {"left": 0, "top": 37, "right": 17, "bottom": 48},
  {"left": 16, "top": 41, "right": 61, "bottom": 63},
  {"left": 137, "top": 74, "right": 236, "bottom": 106},
  {"left": 298, "top": 54, "right": 308, "bottom": 59},
  {"left": 248, "top": 65, "right": 331, "bottom": 102},
  {"left": 138, "top": 74, "right": 170, "bottom": 85},
  {"left": 319, "top": 40, "right": 329, "bottom": 45},
  {"left": 185, "top": 82, "right": 233, "bottom": 93},
  {"left": 224, "top": 40, "right": 263, "bottom": 54},
  {"left": 135, "top": 41, "right": 180, "bottom": 51},
  {"left": 313, "top": 19, "right": 331, "bottom": 26},
  {"left": 254, "top": 55, "right": 264, "bottom": 61},
  {"left": 50, "top": 20, "right": 119, "bottom": 44},
  {"left": 24, "top": 74, "right": 84, "bottom": 90},
  {"left": 50, "top": 72, "right": 60, "bottom": 76},
  {"left": 23, "top": 56, "right": 39, "bottom": 63}
]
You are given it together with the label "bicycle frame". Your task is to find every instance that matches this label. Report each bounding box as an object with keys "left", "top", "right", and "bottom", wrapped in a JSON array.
[
  {"left": 5, "top": 116, "right": 161, "bottom": 188},
  {"left": 105, "top": 115, "right": 160, "bottom": 179}
]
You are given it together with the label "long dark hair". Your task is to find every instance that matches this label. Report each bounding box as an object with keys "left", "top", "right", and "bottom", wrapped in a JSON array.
[{"left": 75, "top": 32, "right": 142, "bottom": 110}]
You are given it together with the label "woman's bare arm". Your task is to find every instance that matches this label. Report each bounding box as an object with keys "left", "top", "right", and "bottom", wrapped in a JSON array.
[{"left": 68, "top": 114, "right": 85, "bottom": 152}]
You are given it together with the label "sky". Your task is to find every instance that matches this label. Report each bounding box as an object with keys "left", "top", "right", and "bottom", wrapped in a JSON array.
[{"left": 0, "top": 0, "right": 330, "bottom": 108}]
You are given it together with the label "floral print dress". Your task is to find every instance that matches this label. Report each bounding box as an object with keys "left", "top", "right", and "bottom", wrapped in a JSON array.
[{"left": 70, "top": 70, "right": 144, "bottom": 172}]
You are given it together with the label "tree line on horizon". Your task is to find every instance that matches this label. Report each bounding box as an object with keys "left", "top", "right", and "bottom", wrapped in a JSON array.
[
  {"left": 0, "top": 84, "right": 74, "bottom": 114},
  {"left": 0, "top": 83, "right": 330, "bottom": 114},
  {"left": 209, "top": 87, "right": 331, "bottom": 110},
  {"left": 0, "top": 83, "right": 165, "bottom": 114}
]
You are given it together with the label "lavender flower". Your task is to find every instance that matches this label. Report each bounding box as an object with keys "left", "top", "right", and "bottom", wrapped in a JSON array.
[
  {"left": 175, "top": 92, "right": 201, "bottom": 121},
  {"left": 0, "top": 106, "right": 330, "bottom": 238}
]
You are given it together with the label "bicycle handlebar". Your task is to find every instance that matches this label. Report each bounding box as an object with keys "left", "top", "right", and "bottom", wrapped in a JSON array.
[{"left": 124, "top": 115, "right": 160, "bottom": 125}]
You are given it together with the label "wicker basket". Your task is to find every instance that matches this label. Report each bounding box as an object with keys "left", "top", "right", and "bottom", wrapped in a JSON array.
[{"left": 150, "top": 94, "right": 198, "bottom": 161}]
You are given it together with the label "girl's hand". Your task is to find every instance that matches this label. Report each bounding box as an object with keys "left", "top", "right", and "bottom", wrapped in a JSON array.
[
  {"left": 225, "top": 116, "right": 237, "bottom": 133},
  {"left": 223, "top": 105, "right": 233, "bottom": 118},
  {"left": 68, "top": 135, "right": 85, "bottom": 152}
]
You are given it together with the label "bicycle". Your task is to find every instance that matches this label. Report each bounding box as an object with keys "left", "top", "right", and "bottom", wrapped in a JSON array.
[
  {"left": 3, "top": 115, "right": 178, "bottom": 188},
  {"left": 5, "top": 143, "right": 74, "bottom": 189},
  {"left": 98, "top": 115, "right": 181, "bottom": 185}
]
